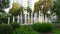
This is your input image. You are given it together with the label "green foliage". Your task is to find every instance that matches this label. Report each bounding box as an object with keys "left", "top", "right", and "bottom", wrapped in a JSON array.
[
  {"left": 0, "top": 0, "right": 10, "bottom": 24},
  {"left": 32, "top": 23, "right": 53, "bottom": 32},
  {"left": 0, "top": 0, "right": 9, "bottom": 9},
  {"left": 20, "top": 25, "right": 34, "bottom": 31},
  {"left": 10, "top": 23, "right": 20, "bottom": 30},
  {"left": 0, "top": 10, "right": 8, "bottom": 24},
  {"left": 9, "top": 6, "right": 23, "bottom": 16},
  {"left": 34, "top": 1, "right": 41, "bottom": 12},
  {"left": 52, "top": 0, "right": 60, "bottom": 22},
  {"left": 53, "top": 29, "right": 60, "bottom": 34},
  {"left": 27, "top": 7, "right": 32, "bottom": 17},
  {"left": 13, "top": 25, "right": 39, "bottom": 34},
  {"left": 13, "top": 29, "right": 39, "bottom": 34},
  {"left": 27, "top": 7, "right": 32, "bottom": 12},
  {"left": 0, "top": 24, "right": 13, "bottom": 34},
  {"left": 32, "top": 23, "right": 42, "bottom": 32}
]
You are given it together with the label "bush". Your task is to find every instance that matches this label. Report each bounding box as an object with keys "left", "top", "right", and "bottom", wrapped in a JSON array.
[
  {"left": 13, "top": 26, "right": 39, "bottom": 34},
  {"left": 0, "top": 24, "right": 13, "bottom": 34},
  {"left": 32, "top": 23, "right": 42, "bottom": 32},
  {"left": 41, "top": 23, "right": 53, "bottom": 32},
  {"left": 13, "top": 30, "right": 39, "bottom": 34},
  {"left": 21, "top": 25, "right": 34, "bottom": 31},
  {"left": 10, "top": 22, "right": 20, "bottom": 30},
  {"left": 32, "top": 23, "right": 53, "bottom": 32}
]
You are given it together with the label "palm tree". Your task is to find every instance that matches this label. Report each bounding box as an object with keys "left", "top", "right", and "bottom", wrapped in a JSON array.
[
  {"left": 40, "top": 0, "right": 52, "bottom": 21},
  {"left": 34, "top": 0, "right": 52, "bottom": 22},
  {"left": 9, "top": 2, "right": 20, "bottom": 23}
]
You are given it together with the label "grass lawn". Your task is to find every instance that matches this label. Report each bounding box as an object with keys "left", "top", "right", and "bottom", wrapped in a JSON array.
[
  {"left": 53, "top": 29, "right": 60, "bottom": 34},
  {"left": 52, "top": 23, "right": 60, "bottom": 34}
]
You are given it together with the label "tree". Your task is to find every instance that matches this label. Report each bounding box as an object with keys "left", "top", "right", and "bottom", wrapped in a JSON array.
[
  {"left": 9, "top": 2, "right": 24, "bottom": 23},
  {"left": 52, "top": 0, "right": 60, "bottom": 22},
  {"left": 0, "top": 0, "right": 10, "bottom": 24},
  {"left": 34, "top": 0, "right": 43, "bottom": 19},
  {"left": 0, "top": 10, "right": 8, "bottom": 24},
  {"left": 34, "top": 1, "right": 42, "bottom": 12},
  {"left": 27, "top": 7, "right": 32, "bottom": 17},
  {"left": 0, "top": 0, "right": 9, "bottom": 10},
  {"left": 9, "top": 2, "right": 20, "bottom": 16},
  {"left": 19, "top": 6, "right": 23, "bottom": 15},
  {"left": 34, "top": 0, "right": 52, "bottom": 21},
  {"left": 40, "top": 0, "right": 52, "bottom": 20}
]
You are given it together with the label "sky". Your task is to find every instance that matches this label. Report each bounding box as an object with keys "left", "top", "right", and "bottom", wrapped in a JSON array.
[{"left": 4, "top": 0, "right": 39, "bottom": 13}]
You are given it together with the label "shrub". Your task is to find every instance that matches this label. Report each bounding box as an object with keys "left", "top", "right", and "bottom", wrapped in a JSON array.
[
  {"left": 13, "top": 27, "right": 39, "bottom": 34},
  {"left": 41, "top": 23, "right": 53, "bottom": 32},
  {"left": 0, "top": 24, "right": 13, "bottom": 34},
  {"left": 32, "top": 23, "right": 53, "bottom": 32},
  {"left": 10, "top": 22, "right": 20, "bottom": 30},
  {"left": 32, "top": 23, "right": 42, "bottom": 32},
  {"left": 21, "top": 25, "right": 34, "bottom": 31}
]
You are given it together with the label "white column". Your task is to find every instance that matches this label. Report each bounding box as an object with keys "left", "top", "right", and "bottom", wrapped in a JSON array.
[
  {"left": 33, "top": 13, "right": 35, "bottom": 23},
  {"left": 17, "top": 15, "right": 19, "bottom": 23},
  {"left": 13, "top": 16, "right": 15, "bottom": 23},
  {"left": 42, "top": 13, "right": 44, "bottom": 22},
  {"left": 41, "top": 13, "right": 44, "bottom": 22},
  {"left": 39, "top": 11, "right": 40, "bottom": 22},
  {"left": 28, "top": 12, "right": 29, "bottom": 24},
  {"left": 39, "top": 11, "right": 43, "bottom": 23},
  {"left": 36, "top": 13, "right": 37, "bottom": 23},
  {"left": 21, "top": 12, "right": 22, "bottom": 24},
  {"left": 35, "top": 13, "right": 37, "bottom": 23},
  {"left": 34, "top": 13, "right": 36, "bottom": 23},
  {"left": 31, "top": 12, "right": 33, "bottom": 24},
  {"left": 25, "top": 14, "right": 27, "bottom": 24},
  {"left": 40, "top": 12, "right": 42, "bottom": 23},
  {"left": 8, "top": 17, "right": 10, "bottom": 24},
  {"left": 24, "top": 10, "right": 27, "bottom": 24}
]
